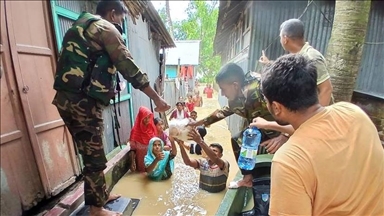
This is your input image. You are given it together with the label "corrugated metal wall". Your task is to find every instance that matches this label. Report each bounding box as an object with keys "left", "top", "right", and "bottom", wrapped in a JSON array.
[
  {"left": 55, "top": 0, "right": 83, "bottom": 13},
  {"left": 127, "top": 15, "right": 162, "bottom": 118},
  {"left": 249, "top": 1, "right": 335, "bottom": 72},
  {"left": 355, "top": 1, "right": 384, "bottom": 98},
  {"left": 248, "top": 0, "right": 383, "bottom": 99}
]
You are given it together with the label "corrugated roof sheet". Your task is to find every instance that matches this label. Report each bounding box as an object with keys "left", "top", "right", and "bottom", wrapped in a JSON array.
[
  {"left": 214, "top": 1, "right": 247, "bottom": 55},
  {"left": 123, "top": 0, "right": 175, "bottom": 48},
  {"left": 165, "top": 40, "right": 201, "bottom": 65}
]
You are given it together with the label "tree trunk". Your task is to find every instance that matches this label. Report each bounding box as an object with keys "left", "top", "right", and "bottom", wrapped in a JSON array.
[
  {"left": 325, "top": 0, "right": 371, "bottom": 102},
  {"left": 165, "top": 0, "right": 175, "bottom": 40}
]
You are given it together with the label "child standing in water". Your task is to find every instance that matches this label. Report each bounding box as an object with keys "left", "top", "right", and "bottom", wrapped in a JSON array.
[
  {"left": 145, "top": 137, "right": 177, "bottom": 181},
  {"left": 186, "top": 94, "right": 195, "bottom": 113}
]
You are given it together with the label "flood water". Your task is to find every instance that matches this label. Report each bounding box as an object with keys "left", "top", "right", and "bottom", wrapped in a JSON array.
[{"left": 111, "top": 87, "right": 239, "bottom": 215}]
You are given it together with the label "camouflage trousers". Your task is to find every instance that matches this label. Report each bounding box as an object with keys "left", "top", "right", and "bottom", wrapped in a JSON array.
[{"left": 53, "top": 91, "right": 108, "bottom": 207}]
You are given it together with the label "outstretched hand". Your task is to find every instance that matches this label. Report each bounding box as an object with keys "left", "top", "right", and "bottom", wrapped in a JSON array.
[
  {"left": 174, "top": 137, "right": 184, "bottom": 145},
  {"left": 259, "top": 50, "right": 270, "bottom": 65},
  {"left": 154, "top": 97, "right": 171, "bottom": 112},
  {"left": 250, "top": 117, "right": 270, "bottom": 130},
  {"left": 188, "top": 128, "right": 203, "bottom": 144},
  {"left": 187, "top": 120, "right": 203, "bottom": 127}
]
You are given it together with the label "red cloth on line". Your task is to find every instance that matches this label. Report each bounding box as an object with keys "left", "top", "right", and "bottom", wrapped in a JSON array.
[{"left": 180, "top": 65, "right": 194, "bottom": 79}]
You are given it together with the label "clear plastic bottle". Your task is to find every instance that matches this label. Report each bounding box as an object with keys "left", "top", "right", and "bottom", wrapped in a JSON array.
[{"left": 238, "top": 127, "right": 262, "bottom": 170}]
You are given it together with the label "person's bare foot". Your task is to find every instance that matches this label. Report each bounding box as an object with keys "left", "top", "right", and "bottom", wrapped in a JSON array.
[
  {"left": 89, "top": 206, "right": 122, "bottom": 216},
  {"left": 228, "top": 174, "right": 253, "bottom": 189},
  {"left": 236, "top": 179, "right": 252, "bottom": 187},
  {"left": 106, "top": 194, "right": 121, "bottom": 203}
]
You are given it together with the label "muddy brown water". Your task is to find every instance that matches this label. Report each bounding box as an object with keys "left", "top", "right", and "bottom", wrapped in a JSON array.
[{"left": 111, "top": 87, "right": 240, "bottom": 215}]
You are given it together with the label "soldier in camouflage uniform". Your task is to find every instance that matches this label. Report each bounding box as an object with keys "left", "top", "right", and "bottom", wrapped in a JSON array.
[
  {"left": 190, "top": 63, "right": 288, "bottom": 188},
  {"left": 52, "top": 1, "right": 170, "bottom": 215}
]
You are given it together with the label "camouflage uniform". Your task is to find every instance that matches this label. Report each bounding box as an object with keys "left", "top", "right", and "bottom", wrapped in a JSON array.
[
  {"left": 52, "top": 12, "right": 149, "bottom": 207},
  {"left": 202, "top": 73, "right": 280, "bottom": 176}
]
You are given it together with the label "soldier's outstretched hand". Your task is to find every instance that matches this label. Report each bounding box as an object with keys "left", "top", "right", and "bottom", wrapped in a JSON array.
[{"left": 154, "top": 97, "right": 171, "bottom": 112}]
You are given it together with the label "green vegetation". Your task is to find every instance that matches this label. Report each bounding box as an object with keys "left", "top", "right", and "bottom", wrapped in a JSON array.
[{"left": 158, "top": 1, "right": 221, "bottom": 83}]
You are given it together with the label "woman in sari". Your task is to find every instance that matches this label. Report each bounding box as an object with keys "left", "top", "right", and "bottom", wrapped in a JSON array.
[
  {"left": 144, "top": 137, "right": 177, "bottom": 181},
  {"left": 128, "top": 106, "right": 157, "bottom": 172}
]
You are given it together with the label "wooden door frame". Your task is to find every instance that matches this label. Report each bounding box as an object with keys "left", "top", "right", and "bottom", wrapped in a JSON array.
[{"left": 4, "top": 1, "right": 80, "bottom": 196}]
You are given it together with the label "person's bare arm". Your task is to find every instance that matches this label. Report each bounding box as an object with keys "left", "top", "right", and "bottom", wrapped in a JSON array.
[
  {"left": 189, "top": 106, "right": 234, "bottom": 127},
  {"left": 250, "top": 117, "right": 295, "bottom": 135},
  {"left": 176, "top": 140, "right": 199, "bottom": 169},
  {"left": 317, "top": 79, "right": 333, "bottom": 106},
  {"left": 169, "top": 136, "right": 177, "bottom": 156},
  {"left": 188, "top": 129, "right": 226, "bottom": 169},
  {"left": 314, "top": 57, "right": 333, "bottom": 106},
  {"left": 145, "top": 152, "right": 164, "bottom": 173}
]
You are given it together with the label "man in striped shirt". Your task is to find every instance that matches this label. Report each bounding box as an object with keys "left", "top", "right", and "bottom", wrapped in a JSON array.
[{"left": 176, "top": 129, "right": 230, "bottom": 193}]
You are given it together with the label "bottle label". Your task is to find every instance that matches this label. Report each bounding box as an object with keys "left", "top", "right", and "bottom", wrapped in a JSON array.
[{"left": 240, "top": 148, "right": 258, "bottom": 159}]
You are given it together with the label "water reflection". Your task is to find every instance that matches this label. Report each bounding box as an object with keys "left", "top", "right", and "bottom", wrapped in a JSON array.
[
  {"left": 111, "top": 90, "right": 237, "bottom": 215},
  {"left": 162, "top": 158, "right": 207, "bottom": 216},
  {"left": 112, "top": 153, "right": 234, "bottom": 215}
]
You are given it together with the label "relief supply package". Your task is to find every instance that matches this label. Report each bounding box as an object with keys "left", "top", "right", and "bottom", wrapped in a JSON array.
[{"left": 168, "top": 119, "right": 193, "bottom": 142}]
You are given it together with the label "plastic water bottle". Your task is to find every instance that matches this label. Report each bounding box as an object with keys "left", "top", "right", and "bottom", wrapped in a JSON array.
[{"left": 238, "top": 127, "right": 262, "bottom": 170}]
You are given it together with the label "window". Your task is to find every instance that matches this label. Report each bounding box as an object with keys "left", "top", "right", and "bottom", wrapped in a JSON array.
[
  {"left": 242, "top": 7, "right": 251, "bottom": 33},
  {"left": 242, "top": 7, "right": 251, "bottom": 49},
  {"left": 235, "top": 25, "right": 241, "bottom": 54},
  {"left": 50, "top": 1, "right": 133, "bottom": 122}
]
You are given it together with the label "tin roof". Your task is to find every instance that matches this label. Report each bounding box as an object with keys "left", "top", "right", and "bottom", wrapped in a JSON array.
[
  {"left": 123, "top": 0, "right": 175, "bottom": 48},
  {"left": 214, "top": 0, "right": 247, "bottom": 55}
]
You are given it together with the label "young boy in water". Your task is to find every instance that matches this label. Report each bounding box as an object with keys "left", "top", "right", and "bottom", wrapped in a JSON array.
[{"left": 176, "top": 129, "right": 230, "bottom": 193}]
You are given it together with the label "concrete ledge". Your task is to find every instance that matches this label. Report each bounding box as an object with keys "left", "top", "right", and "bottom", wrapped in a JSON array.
[{"left": 45, "top": 145, "right": 131, "bottom": 216}]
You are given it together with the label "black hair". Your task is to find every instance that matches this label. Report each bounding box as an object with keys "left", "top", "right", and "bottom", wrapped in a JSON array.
[
  {"left": 154, "top": 117, "right": 162, "bottom": 125},
  {"left": 280, "top": 19, "right": 305, "bottom": 40},
  {"left": 176, "top": 102, "right": 184, "bottom": 106},
  {"left": 261, "top": 54, "right": 318, "bottom": 112},
  {"left": 209, "top": 143, "right": 223, "bottom": 154},
  {"left": 197, "top": 126, "right": 207, "bottom": 140},
  {"left": 96, "top": 0, "right": 128, "bottom": 17},
  {"left": 215, "top": 63, "right": 246, "bottom": 87},
  {"left": 190, "top": 110, "right": 197, "bottom": 115}
]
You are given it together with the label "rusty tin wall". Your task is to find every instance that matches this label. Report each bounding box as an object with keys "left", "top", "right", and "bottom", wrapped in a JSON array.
[{"left": 248, "top": 0, "right": 335, "bottom": 73}]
